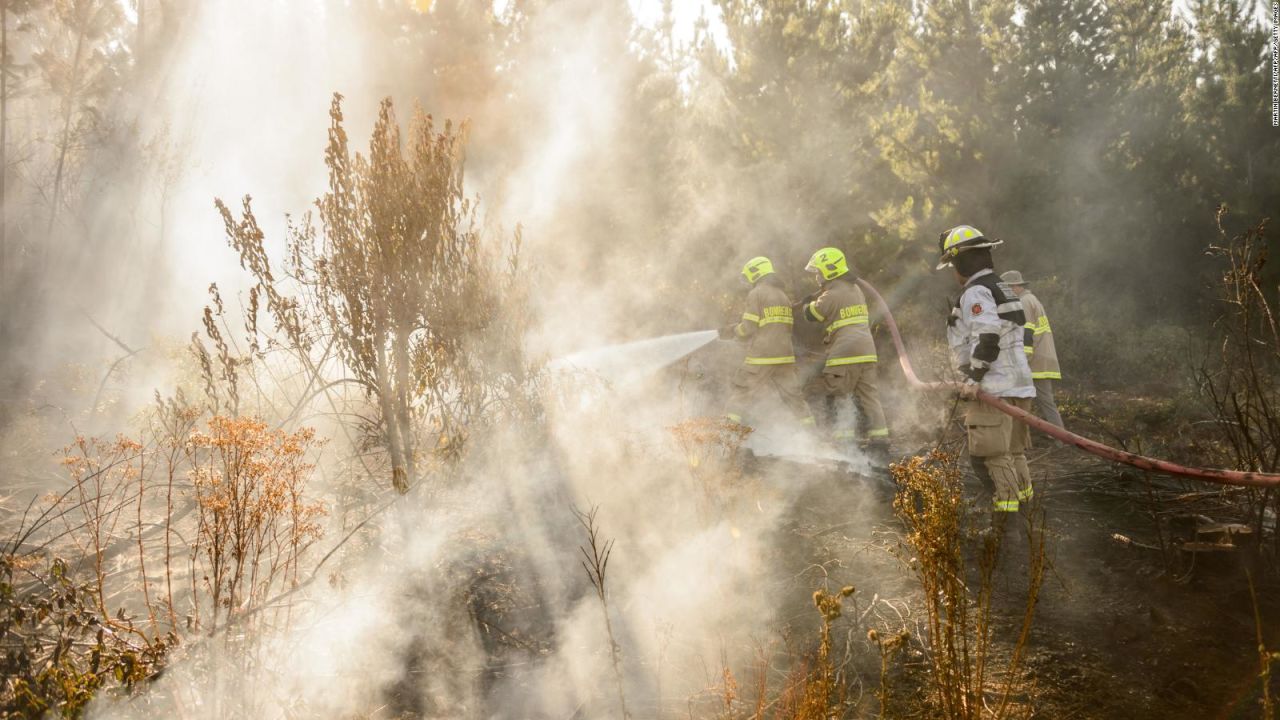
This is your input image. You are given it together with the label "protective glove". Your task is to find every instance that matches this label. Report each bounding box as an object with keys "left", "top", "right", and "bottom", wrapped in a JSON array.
[
  {"left": 958, "top": 379, "right": 980, "bottom": 400},
  {"left": 795, "top": 293, "right": 819, "bottom": 318},
  {"left": 718, "top": 324, "right": 737, "bottom": 340},
  {"left": 959, "top": 362, "right": 988, "bottom": 383}
]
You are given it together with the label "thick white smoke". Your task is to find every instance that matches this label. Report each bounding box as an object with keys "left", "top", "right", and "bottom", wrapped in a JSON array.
[{"left": 62, "top": 2, "right": 906, "bottom": 717}]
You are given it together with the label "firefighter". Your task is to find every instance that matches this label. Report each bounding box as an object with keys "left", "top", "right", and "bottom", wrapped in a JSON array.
[
  {"left": 936, "top": 225, "right": 1035, "bottom": 519},
  {"left": 719, "top": 256, "right": 816, "bottom": 429},
  {"left": 1000, "top": 271, "right": 1065, "bottom": 430},
  {"left": 798, "top": 247, "right": 890, "bottom": 452}
]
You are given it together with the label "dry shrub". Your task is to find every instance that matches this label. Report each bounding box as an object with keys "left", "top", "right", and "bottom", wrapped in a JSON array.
[
  {"left": 669, "top": 417, "right": 754, "bottom": 517},
  {"left": 212, "top": 93, "right": 532, "bottom": 494},
  {"left": 891, "top": 450, "right": 1044, "bottom": 720},
  {"left": 1197, "top": 210, "right": 1279, "bottom": 572},
  {"left": 26, "top": 402, "right": 328, "bottom": 648},
  {"left": 58, "top": 435, "right": 148, "bottom": 627},
  {"left": 185, "top": 416, "right": 325, "bottom": 634},
  {"left": 7, "top": 405, "right": 329, "bottom": 716}
]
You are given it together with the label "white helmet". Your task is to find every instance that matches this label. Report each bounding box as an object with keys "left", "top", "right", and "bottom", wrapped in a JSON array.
[{"left": 936, "top": 225, "right": 1003, "bottom": 270}]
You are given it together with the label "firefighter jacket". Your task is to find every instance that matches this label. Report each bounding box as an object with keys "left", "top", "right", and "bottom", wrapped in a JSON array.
[
  {"left": 802, "top": 278, "right": 877, "bottom": 367},
  {"left": 947, "top": 269, "right": 1035, "bottom": 399},
  {"left": 1018, "top": 290, "right": 1061, "bottom": 380},
  {"left": 733, "top": 277, "right": 797, "bottom": 365}
]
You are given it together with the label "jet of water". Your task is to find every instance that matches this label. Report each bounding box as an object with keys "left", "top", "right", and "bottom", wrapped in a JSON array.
[{"left": 548, "top": 330, "right": 719, "bottom": 385}]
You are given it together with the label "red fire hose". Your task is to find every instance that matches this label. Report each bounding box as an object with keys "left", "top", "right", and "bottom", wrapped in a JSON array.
[{"left": 854, "top": 278, "right": 1280, "bottom": 489}]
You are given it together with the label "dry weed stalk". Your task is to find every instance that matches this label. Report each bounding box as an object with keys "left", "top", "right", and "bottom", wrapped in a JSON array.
[
  {"left": 58, "top": 434, "right": 145, "bottom": 628},
  {"left": 771, "top": 586, "right": 854, "bottom": 719},
  {"left": 574, "top": 505, "right": 631, "bottom": 720},
  {"left": 720, "top": 652, "right": 739, "bottom": 718},
  {"left": 868, "top": 626, "right": 911, "bottom": 718},
  {"left": 891, "top": 450, "right": 1044, "bottom": 720},
  {"left": 1197, "top": 211, "right": 1279, "bottom": 572}
]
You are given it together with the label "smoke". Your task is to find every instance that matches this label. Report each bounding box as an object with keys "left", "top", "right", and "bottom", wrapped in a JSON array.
[
  {"left": 0, "top": 2, "right": 917, "bottom": 717},
  {"left": 84, "top": 357, "right": 869, "bottom": 718}
]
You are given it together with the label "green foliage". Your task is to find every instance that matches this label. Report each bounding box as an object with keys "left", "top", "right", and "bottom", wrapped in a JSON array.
[
  {"left": 0, "top": 556, "right": 174, "bottom": 719},
  {"left": 664, "top": 0, "right": 1272, "bottom": 374}
]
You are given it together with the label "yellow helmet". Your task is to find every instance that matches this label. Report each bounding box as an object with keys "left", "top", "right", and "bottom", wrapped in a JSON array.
[
  {"left": 805, "top": 247, "right": 848, "bottom": 281},
  {"left": 741, "top": 256, "right": 774, "bottom": 284},
  {"left": 936, "top": 225, "right": 1002, "bottom": 270}
]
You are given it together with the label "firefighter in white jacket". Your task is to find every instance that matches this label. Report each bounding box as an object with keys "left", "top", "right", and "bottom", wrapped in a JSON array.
[{"left": 937, "top": 225, "right": 1036, "bottom": 518}]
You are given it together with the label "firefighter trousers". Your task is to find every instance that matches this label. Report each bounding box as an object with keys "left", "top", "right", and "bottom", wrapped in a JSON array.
[
  {"left": 964, "top": 397, "right": 1034, "bottom": 512},
  {"left": 1033, "top": 378, "right": 1065, "bottom": 430},
  {"left": 725, "top": 363, "right": 815, "bottom": 427},
  {"left": 821, "top": 363, "right": 888, "bottom": 442}
]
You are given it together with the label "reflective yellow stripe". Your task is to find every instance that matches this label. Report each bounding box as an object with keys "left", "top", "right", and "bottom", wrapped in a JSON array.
[
  {"left": 1034, "top": 317, "right": 1051, "bottom": 335},
  {"left": 1017, "top": 486, "right": 1035, "bottom": 501},
  {"left": 745, "top": 356, "right": 796, "bottom": 365},
  {"left": 725, "top": 413, "right": 743, "bottom": 424},
  {"left": 742, "top": 312, "right": 761, "bottom": 323},
  {"left": 734, "top": 323, "right": 748, "bottom": 338},
  {"left": 825, "top": 355, "right": 878, "bottom": 366},
  {"left": 994, "top": 499, "right": 1020, "bottom": 512},
  {"left": 1031, "top": 371, "right": 1061, "bottom": 380},
  {"left": 760, "top": 306, "right": 793, "bottom": 326},
  {"left": 807, "top": 302, "right": 826, "bottom": 322},
  {"left": 800, "top": 416, "right": 816, "bottom": 426},
  {"left": 825, "top": 304, "right": 868, "bottom": 334},
  {"left": 826, "top": 316, "right": 869, "bottom": 333},
  {"left": 1024, "top": 346, "right": 1034, "bottom": 355},
  {"left": 867, "top": 428, "right": 890, "bottom": 438},
  {"left": 832, "top": 429, "right": 858, "bottom": 440}
]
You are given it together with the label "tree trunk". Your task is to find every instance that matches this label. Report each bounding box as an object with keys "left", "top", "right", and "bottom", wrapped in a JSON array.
[
  {"left": 375, "top": 340, "right": 409, "bottom": 494},
  {"left": 1, "top": 3, "right": 8, "bottom": 336},
  {"left": 392, "top": 325, "right": 416, "bottom": 485},
  {"left": 136, "top": 0, "right": 144, "bottom": 60},
  {"left": 45, "top": 17, "right": 88, "bottom": 273}
]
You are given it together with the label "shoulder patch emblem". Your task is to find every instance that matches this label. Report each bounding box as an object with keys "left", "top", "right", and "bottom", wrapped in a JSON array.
[{"left": 971, "top": 303, "right": 983, "bottom": 316}]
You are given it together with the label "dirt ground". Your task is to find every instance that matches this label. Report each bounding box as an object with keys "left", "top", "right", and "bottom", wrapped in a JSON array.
[
  {"left": 762, "top": 419, "right": 1280, "bottom": 719},
  {"left": 380, "top": 352, "right": 1279, "bottom": 718}
]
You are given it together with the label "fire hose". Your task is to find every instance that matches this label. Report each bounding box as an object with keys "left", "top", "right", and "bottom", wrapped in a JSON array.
[{"left": 853, "top": 278, "right": 1280, "bottom": 489}]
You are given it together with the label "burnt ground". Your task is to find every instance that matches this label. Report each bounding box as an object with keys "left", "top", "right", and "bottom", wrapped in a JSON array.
[
  {"left": 378, "top": 346, "right": 1279, "bottom": 718},
  {"left": 756, "top": 415, "right": 1280, "bottom": 720},
  {"left": 1007, "top": 443, "right": 1280, "bottom": 720}
]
